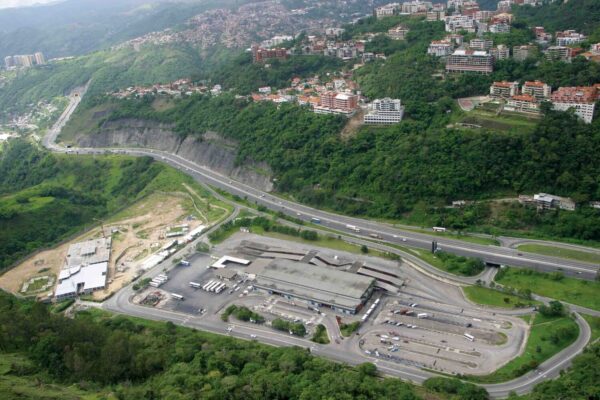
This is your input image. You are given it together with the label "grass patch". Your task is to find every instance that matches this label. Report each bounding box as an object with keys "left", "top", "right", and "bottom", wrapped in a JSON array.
[
  {"left": 495, "top": 267, "right": 600, "bottom": 311},
  {"left": 311, "top": 324, "right": 330, "bottom": 344},
  {"left": 466, "top": 313, "right": 579, "bottom": 383},
  {"left": 412, "top": 251, "right": 485, "bottom": 276},
  {"left": 517, "top": 244, "right": 600, "bottom": 264},
  {"left": 340, "top": 321, "right": 361, "bottom": 337},
  {"left": 582, "top": 314, "right": 600, "bottom": 343},
  {"left": 463, "top": 285, "right": 540, "bottom": 309}
]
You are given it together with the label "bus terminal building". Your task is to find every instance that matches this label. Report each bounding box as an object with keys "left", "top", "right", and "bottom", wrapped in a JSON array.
[{"left": 253, "top": 259, "right": 375, "bottom": 314}]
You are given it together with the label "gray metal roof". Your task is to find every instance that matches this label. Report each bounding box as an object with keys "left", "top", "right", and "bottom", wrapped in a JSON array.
[{"left": 255, "top": 259, "right": 374, "bottom": 310}]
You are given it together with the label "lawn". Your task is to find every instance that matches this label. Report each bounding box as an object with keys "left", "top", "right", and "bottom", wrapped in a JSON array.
[
  {"left": 467, "top": 313, "right": 579, "bottom": 383},
  {"left": 463, "top": 285, "right": 541, "bottom": 309},
  {"left": 340, "top": 321, "right": 361, "bottom": 337},
  {"left": 495, "top": 267, "right": 600, "bottom": 311},
  {"left": 311, "top": 324, "right": 330, "bottom": 344},
  {"left": 517, "top": 244, "right": 600, "bottom": 264},
  {"left": 582, "top": 314, "right": 600, "bottom": 342}
]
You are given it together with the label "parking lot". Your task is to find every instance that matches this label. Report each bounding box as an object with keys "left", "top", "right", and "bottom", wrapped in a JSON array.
[
  {"left": 138, "top": 253, "right": 251, "bottom": 315},
  {"left": 360, "top": 296, "right": 528, "bottom": 375}
]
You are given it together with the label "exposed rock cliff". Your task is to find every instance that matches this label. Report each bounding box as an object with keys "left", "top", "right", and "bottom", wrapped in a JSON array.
[{"left": 76, "top": 119, "right": 273, "bottom": 191}]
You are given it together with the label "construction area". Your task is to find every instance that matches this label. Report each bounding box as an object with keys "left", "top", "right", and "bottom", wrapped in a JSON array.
[{"left": 0, "top": 190, "right": 227, "bottom": 301}]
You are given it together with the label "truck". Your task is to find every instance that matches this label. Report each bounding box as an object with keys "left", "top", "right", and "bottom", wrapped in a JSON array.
[
  {"left": 369, "top": 233, "right": 382, "bottom": 239},
  {"left": 346, "top": 224, "right": 357, "bottom": 231},
  {"left": 432, "top": 227, "right": 446, "bottom": 232}
]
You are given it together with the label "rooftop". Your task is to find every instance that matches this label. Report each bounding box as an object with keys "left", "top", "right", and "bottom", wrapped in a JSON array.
[
  {"left": 65, "top": 237, "right": 111, "bottom": 268},
  {"left": 255, "top": 259, "right": 374, "bottom": 309},
  {"left": 55, "top": 262, "right": 108, "bottom": 297}
]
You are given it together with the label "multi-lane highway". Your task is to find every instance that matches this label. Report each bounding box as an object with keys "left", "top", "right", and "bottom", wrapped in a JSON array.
[{"left": 46, "top": 90, "right": 595, "bottom": 398}]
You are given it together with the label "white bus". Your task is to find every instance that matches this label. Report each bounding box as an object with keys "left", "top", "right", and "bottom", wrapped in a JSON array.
[
  {"left": 207, "top": 281, "right": 221, "bottom": 292},
  {"left": 432, "top": 227, "right": 446, "bottom": 232},
  {"left": 464, "top": 333, "right": 475, "bottom": 342},
  {"left": 157, "top": 274, "right": 168, "bottom": 280},
  {"left": 149, "top": 281, "right": 161, "bottom": 288},
  {"left": 171, "top": 293, "right": 184, "bottom": 301},
  {"left": 215, "top": 283, "right": 227, "bottom": 294},
  {"left": 202, "top": 280, "right": 215, "bottom": 291},
  {"left": 189, "top": 282, "right": 202, "bottom": 289}
]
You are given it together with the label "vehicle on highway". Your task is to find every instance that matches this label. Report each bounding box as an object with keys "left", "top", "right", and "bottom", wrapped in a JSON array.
[
  {"left": 310, "top": 217, "right": 321, "bottom": 224},
  {"left": 369, "top": 233, "right": 382, "bottom": 239}
]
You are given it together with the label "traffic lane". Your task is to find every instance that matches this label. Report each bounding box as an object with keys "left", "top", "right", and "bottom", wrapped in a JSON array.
[
  {"left": 483, "top": 312, "right": 591, "bottom": 398},
  {"left": 78, "top": 147, "right": 598, "bottom": 278}
]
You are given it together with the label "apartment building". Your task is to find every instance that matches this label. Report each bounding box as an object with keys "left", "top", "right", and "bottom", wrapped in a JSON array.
[
  {"left": 388, "top": 25, "right": 409, "bottom": 40},
  {"left": 506, "top": 94, "right": 540, "bottom": 114},
  {"left": 555, "top": 30, "right": 586, "bottom": 47},
  {"left": 427, "top": 10, "right": 445, "bottom": 21},
  {"left": 513, "top": 45, "right": 536, "bottom": 61},
  {"left": 251, "top": 45, "right": 288, "bottom": 63},
  {"left": 314, "top": 92, "right": 359, "bottom": 117},
  {"left": 446, "top": 50, "right": 494, "bottom": 74},
  {"left": 551, "top": 86, "right": 599, "bottom": 124},
  {"left": 545, "top": 46, "right": 573, "bottom": 62},
  {"left": 428, "top": 40, "right": 453, "bottom": 57},
  {"left": 469, "top": 38, "right": 493, "bottom": 51},
  {"left": 373, "top": 3, "right": 398, "bottom": 18},
  {"left": 364, "top": 98, "right": 405, "bottom": 125},
  {"left": 445, "top": 15, "right": 476, "bottom": 33},
  {"left": 522, "top": 81, "right": 551, "bottom": 100},
  {"left": 490, "top": 81, "right": 519, "bottom": 99},
  {"left": 491, "top": 44, "right": 510, "bottom": 60}
]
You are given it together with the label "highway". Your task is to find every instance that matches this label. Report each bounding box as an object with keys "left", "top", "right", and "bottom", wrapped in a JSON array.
[{"left": 47, "top": 90, "right": 595, "bottom": 398}]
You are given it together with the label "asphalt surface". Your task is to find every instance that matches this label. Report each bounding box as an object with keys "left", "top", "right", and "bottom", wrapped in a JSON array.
[{"left": 48, "top": 89, "right": 595, "bottom": 398}]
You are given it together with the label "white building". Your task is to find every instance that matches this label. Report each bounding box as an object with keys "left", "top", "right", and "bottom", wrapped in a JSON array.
[
  {"left": 55, "top": 262, "right": 108, "bottom": 300},
  {"left": 445, "top": 15, "right": 476, "bottom": 33},
  {"left": 551, "top": 86, "right": 598, "bottom": 124},
  {"left": 555, "top": 30, "right": 586, "bottom": 47},
  {"left": 364, "top": 98, "right": 405, "bottom": 125},
  {"left": 428, "top": 40, "right": 453, "bottom": 57}
]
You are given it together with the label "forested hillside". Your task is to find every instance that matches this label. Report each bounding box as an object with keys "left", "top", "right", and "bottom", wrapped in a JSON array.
[
  {"left": 96, "top": 94, "right": 600, "bottom": 241},
  {"left": 0, "top": 44, "right": 205, "bottom": 116},
  {"left": 0, "top": 140, "right": 196, "bottom": 272},
  {"left": 0, "top": 291, "right": 426, "bottom": 400}
]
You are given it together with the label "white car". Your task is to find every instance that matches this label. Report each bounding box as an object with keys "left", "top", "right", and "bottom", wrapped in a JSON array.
[{"left": 250, "top": 334, "right": 257, "bottom": 339}]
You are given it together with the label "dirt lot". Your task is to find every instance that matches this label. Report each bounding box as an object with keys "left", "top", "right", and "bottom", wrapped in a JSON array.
[{"left": 0, "top": 191, "right": 215, "bottom": 300}]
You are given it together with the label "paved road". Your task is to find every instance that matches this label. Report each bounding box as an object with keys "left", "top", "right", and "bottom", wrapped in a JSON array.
[{"left": 45, "top": 90, "right": 595, "bottom": 398}]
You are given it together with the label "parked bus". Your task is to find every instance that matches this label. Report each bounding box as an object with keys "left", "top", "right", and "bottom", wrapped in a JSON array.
[
  {"left": 149, "top": 281, "right": 161, "bottom": 288},
  {"left": 464, "top": 333, "right": 474, "bottom": 342},
  {"left": 205, "top": 281, "right": 219, "bottom": 292},
  {"left": 189, "top": 282, "right": 202, "bottom": 289},
  {"left": 171, "top": 293, "right": 184, "bottom": 301},
  {"left": 215, "top": 283, "right": 227, "bottom": 294},
  {"left": 432, "top": 227, "right": 446, "bottom": 232},
  {"left": 202, "top": 280, "right": 215, "bottom": 291}
]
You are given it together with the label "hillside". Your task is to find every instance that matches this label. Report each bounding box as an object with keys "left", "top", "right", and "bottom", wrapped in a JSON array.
[
  {"left": 0, "top": 0, "right": 243, "bottom": 60},
  {"left": 0, "top": 139, "right": 214, "bottom": 272},
  {"left": 0, "top": 291, "right": 433, "bottom": 400}
]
